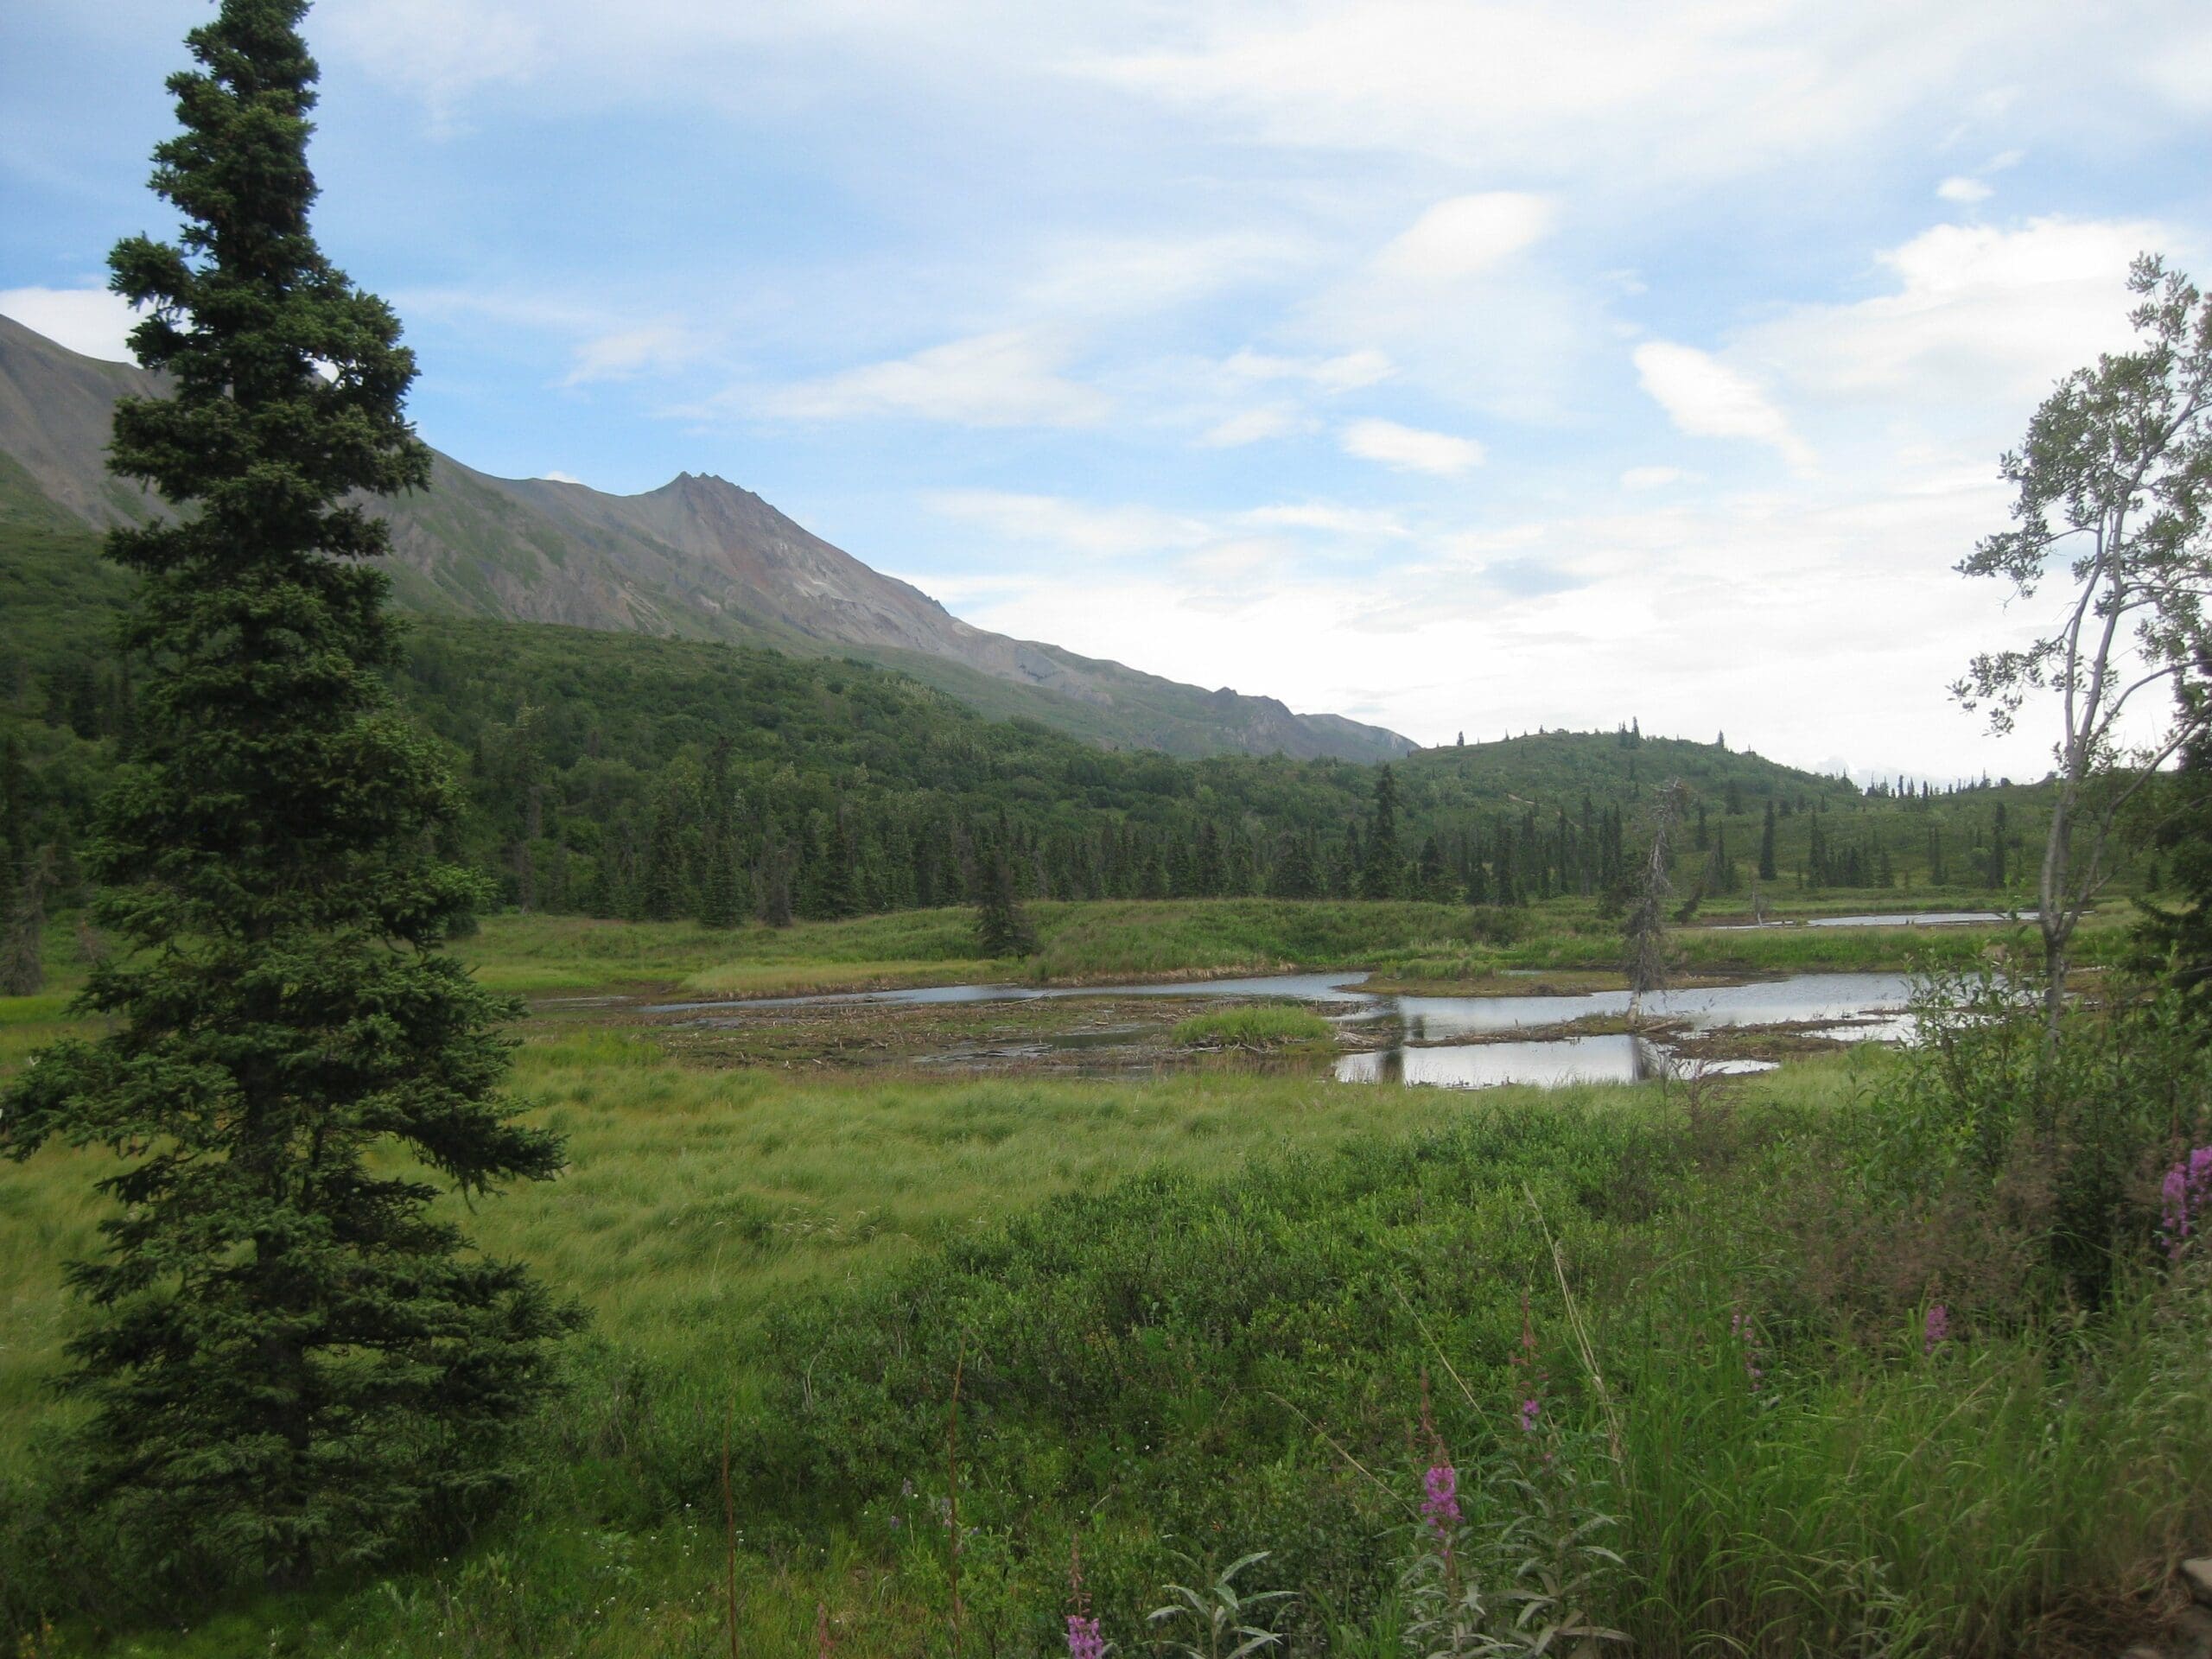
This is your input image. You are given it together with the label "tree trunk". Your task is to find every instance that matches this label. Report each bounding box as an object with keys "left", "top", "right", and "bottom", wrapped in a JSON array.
[{"left": 2038, "top": 772, "right": 2076, "bottom": 1056}]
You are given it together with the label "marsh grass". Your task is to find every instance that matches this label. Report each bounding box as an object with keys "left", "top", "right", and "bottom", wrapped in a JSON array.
[
  {"left": 1, "top": 904, "right": 2197, "bottom": 1658},
  {"left": 449, "top": 898, "right": 2111, "bottom": 1004},
  {"left": 1168, "top": 1007, "right": 1337, "bottom": 1049}
]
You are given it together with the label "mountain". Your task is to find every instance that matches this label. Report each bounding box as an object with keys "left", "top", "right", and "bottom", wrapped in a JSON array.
[{"left": 0, "top": 314, "right": 1411, "bottom": 763}]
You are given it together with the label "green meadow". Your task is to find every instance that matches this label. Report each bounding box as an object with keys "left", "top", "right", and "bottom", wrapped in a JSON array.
[{"left": 2, "top": 898, "right": 2203, "bottom": 1656}]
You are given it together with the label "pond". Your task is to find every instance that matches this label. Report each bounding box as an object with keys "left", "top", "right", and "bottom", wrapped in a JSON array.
[
  {"left": 653, "top": 969, "right": 1919, "bottom": 1094},
  {"left": 1709, "top": 909, "right": 2033, "bottom": 931},
  {"left": 1334, "top": 1035, "right": 1777, "bottom": 1090}
]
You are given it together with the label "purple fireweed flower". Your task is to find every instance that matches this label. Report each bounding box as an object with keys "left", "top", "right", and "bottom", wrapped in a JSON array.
[
  {"left": 1422, "top": 1463, "right": 1462, "bottom": 1535},
  {"left": 1923, "top": 1304, "right": 1950, "bottom": 1354},
  {"left": 2162, "top": 1147, "right": 2212, "bottom": 1258},
  {"left": 1066, "top": 1615, "right": 1105, "bottom": 1659},
  {"left": 1519, "top": 1396, "right": 1541, "bottom": 1433}
]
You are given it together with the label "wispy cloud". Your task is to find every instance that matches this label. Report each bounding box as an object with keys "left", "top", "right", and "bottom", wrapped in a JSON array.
[
  {"left": 561, "top": 324, "right": 705, "bottom": 385},
  {"left": 1339, "top": 417, "right": 1484, "bottom": 476},
  {"left": 1632, "top": 342, "right": 1815, "bottom": 474},
  {"left": 1223, "top": 349, "right": 1393, "bottom": 391},
  {"left": 1373, "top": 193, "right": 1554, "bottom": 282},
  {"left": 1197, "top": 407, "right": 1304, "bottom": 448},
  {"left": 760, "top": 330, "right": 1109, "bottom": 427}
]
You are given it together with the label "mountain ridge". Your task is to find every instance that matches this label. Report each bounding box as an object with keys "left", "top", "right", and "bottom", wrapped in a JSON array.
[{"left": 0, "top": 312, "right": 1411, "bottom": 763}]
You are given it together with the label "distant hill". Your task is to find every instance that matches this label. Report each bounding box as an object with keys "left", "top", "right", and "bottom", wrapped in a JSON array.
[
  {"left": 0, "top": 312, "right": 1411, "bottom": 764},
  {"left": 7, "top": 512, "right": 2081, "bottom": 925},
  {"left": 1399, "top": 728, "right": 1854, "bottom": 815}
]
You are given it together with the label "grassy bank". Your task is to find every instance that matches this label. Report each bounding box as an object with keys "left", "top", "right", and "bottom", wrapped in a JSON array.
[
  {"left": 444, "top": 895, "right": 2113, "bottom": 1001},
  {"left": 9, "top": 895, "right": 2112, "bottom": 1009}
]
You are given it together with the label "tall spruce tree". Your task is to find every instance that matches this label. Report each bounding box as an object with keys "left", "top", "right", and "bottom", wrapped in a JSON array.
[
  {"left": 974, "top": 845, "right": 1039, "bottom": 957},
  {"left": 696, "top": 738, "right": 744, "bottom": 928},
  {"left": 0, "top": 0, "right": 576, "bottom": 1586},
  {"left": 1359, "top": 765, "right": 1402, "bottom": 899}
]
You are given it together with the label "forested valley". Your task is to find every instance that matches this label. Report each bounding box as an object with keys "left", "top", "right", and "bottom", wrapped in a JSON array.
[{"left": 3, "top": 520, "right": 2078, "bottom": 939}]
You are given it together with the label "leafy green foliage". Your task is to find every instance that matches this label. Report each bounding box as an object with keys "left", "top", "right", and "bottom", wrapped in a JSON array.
[
  {"left": 2131, "top": 730, "right": 2212, "bottom": 1021},
  {"left": 0, "top": 0, "right": 575, "bottom": 1588},
  {"left": 1954, "top": 254, "right": 2212, "bottom": 1026},
  {"left": 1847, "top": 969, "right": 2212, "bottom": 1306},
  {"left": 1148, "top": 1551, "right": 1295, "bottom": 1659}
]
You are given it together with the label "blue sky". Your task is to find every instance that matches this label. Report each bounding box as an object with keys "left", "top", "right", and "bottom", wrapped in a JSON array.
[{"left": 5, "top": 0, "right": 2209, "bottom": 779}]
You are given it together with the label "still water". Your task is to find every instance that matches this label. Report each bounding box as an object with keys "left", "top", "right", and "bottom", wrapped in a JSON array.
[
  {"left": 655, "top": 969, "right": 1917, "bottom": 1093},
  {"left": 1334, "top": 1035, "right": 1777, "bottom": 1090}
]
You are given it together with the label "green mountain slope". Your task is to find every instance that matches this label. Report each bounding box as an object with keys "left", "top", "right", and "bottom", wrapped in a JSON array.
[
  {"left": 3, "top": 520, "right": 2082, "bottom": 927},
  {"left": 0, "top": 314, "right": 1409, "bottom": 763}
]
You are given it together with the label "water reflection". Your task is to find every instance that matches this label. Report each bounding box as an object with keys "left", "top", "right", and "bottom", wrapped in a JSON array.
[
  {"left": 1391, "top": 973, "right": 1915, "bottom": 1039},
  {"left": 1712, "top": 910, "right": 2033, "bottom": 931},
  {"left": 1336, "top": 1036, "right": 1776, "bottom": 1090}
]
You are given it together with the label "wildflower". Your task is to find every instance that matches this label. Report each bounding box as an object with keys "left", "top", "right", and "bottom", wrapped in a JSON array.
[
  {"left": 2160, "top": 1147, "right": 2212, "bottom": 1258},
  {"left": 1510, "top": 1294, "right": 1549, "bottom": 1419},
  {"left": 1923, "top": 1303, "right": 1949, "bottom": 1355},
  {"left": 1066, "top": 1534, "right": 1104, "bottom": 1658},
  {"left": 1421, "top": 1463, "right": 1462, "bottom": 1535}
]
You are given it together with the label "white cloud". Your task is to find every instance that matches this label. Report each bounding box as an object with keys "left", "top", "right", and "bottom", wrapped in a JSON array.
[
  {"left": 0, "top": 285, "right": 143, "bottom": 362},
  {"left": 761, "top": 329, "right": 1109, "bottom": 427},
  {"left": 1224, "top": 348, "right": 1394, "bottom": 391},
  {"left": 1633, "top": 342, "right": 1815, "bottom": 473},
  {"left": 1936, "top": 175, "right": 1993, "bottom": 203},
  {"left": 924, "top": 489, "right": 1211, "bottom": 556},
  {"left": 1238, "top": 503, "right": 1408, "bottom": 537},
  {"left": 2139, "top": 22, "right": 2212, "bottom": 111},
  {"left": 1741, "top": 217, "right": 2162, "bottom": 415},
  {"left": 1083, "top": 0, "right": 2039, "bottom": 184},
  {"left": 931, "top": 460, "right": 2056, "bottom": 777},
  {"left": 1198, "top": 407, "right": 1301, "bottom": 448},
  {"left": 562, "top": 324, "right": 702, "bottom": 385},
  {"left": 1021, "top": 231, "right": 1306, "bottom": 320},
  {"left": 322, "top": 0, "right": 546, "bottom": 124},
  {"left": 1339, "top": 417, "right": 1484, "bottom": 476},
  {"left": 537, "top": 470, "right": 585, "bottom": 484},
  {"left": 1294, "top": 193, "right": 1598, "bottom": 424},
  {"left": 1373, "top": 193, "right": 1555, "bottom": 283},
  {"left": 1619, "top": 466, "right": 1688, "bottom": 491}
]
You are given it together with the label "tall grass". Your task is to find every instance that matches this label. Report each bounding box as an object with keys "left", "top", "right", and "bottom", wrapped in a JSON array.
[
  {"left": 3, "top": 931, "right": 2200, "bottom": 1656},
  {"left": 1169, "top": 1006, "right": 1336, "bottom": 1047}
]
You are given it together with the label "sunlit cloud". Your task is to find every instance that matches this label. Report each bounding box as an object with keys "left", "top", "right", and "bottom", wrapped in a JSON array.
[
  {"left": 759, "top": 330, "right": 1110, "bottom": 428},
  {"left": 0, "top": 286, "right": 143, "bottom": 362},
  {"left": 1339, "top": 417, "right": 1484, "bottom": 476},
  {"left": 1633, "top": 342, "right": 1815, "bottom": 474}
]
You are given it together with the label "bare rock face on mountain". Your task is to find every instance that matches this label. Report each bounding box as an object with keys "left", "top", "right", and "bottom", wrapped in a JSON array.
[{"left": 0, "top": 313, "right": 1411, "bottom": 762}]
